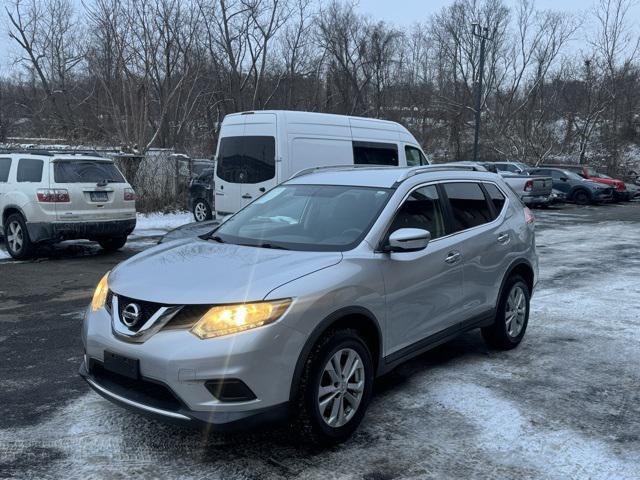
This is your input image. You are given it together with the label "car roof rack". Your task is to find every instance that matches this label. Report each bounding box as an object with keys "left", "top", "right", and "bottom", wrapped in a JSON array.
[
  {"left": 289, "top": 164, "right": 396, "bottom": 180},
  {"left": 0, "top": 148, "right": 106, "bottom": 157},
  {"left": 395, "top": 164, "right": 483, "bottom": 182}
]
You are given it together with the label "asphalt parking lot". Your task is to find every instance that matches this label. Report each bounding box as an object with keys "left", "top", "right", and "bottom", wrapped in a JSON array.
[{"left": 1, "top": 203, "right": 639, "bottom": 479}]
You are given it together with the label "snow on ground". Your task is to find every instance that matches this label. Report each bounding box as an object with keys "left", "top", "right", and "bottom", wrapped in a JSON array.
[
  {"left": 131, "top": 211, "right": 193, "bottom": 238},
  {"left": 1, "top": 206, "right": 640, "bottom": 478}
]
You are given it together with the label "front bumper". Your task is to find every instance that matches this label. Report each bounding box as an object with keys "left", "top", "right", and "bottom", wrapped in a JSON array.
[
  {"left": 81, "top": 306, "right": 306, "bottom": 430},
  {"left": 27, "top": 219, "right": 137, "bottom": 243},
  {"left": 79, "top": 359, "right": 289, "bottom": 430}
]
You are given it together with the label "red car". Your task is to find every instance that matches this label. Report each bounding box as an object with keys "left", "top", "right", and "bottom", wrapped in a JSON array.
[{"left": 542, "top": 164, "right": 630, "bottom": 201}]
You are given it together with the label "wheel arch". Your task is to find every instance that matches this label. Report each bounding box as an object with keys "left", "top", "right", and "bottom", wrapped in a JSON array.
[
  {"left": 2, "top": 205, "right": 27, "bottom": 226},
  {"left": 288, "top": 306, "right": 383, "bottom": 402},
  {"left": 497, "top": 259, "right": 535, "bottom": 307}
]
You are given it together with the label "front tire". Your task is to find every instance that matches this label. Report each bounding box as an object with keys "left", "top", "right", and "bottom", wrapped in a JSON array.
[
  {"left": 3, "top": 214, "right": 36, "bottom": 259},
  {"left": 293, "top": 329, "right": 374, "bottom": 445},
  {"left": 98, "top": 236, "right": 127, "bottom": 252},
  {"left": 482, "top": 275, "right": 530, "bottom": 350},
  {"left": 572, "top": 189, "right": 590, "bottom": 205},
  {"left": 193, "top": 199, "right": 212, "bottom": 222}
]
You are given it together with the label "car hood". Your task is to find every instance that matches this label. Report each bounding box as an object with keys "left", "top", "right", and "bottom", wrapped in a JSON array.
[{"left": 109, "top": 238, "right": 342, "bottom": 304}]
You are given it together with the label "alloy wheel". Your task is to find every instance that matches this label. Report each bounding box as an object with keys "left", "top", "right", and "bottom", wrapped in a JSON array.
[
  {"left": 505, "top": 285, "right": 527, "bottom": 337},
  {"left": 194, "top": 202, "right": 207, "bottom": 222},
  {"left": 7, "top": 221, "right": 24, "bottom": 253},
  {"left": 317, "top": 348, "right": 365, "bottom": 428}
]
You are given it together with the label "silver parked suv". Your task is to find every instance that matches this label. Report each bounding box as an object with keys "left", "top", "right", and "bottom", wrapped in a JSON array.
[{"left": 81, "top": 165, "right": 538, "bottom": 444}]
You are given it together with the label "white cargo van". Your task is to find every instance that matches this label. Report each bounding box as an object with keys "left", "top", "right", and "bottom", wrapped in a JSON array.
[{"left": 213, "top": 110, "right": 429, "bottom": 216}]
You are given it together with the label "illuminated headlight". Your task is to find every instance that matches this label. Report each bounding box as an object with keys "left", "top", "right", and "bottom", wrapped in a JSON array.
[
  {"left": 91, "top": 272, "right": 110, "bottom": 312},
  {"left": 190, "top": 299, "right": 292, "bottom": 339}
]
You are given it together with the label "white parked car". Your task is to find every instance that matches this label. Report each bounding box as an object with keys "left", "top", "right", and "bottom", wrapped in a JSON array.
[
  {"left": 0, "top": 151, "right": 137, "bottom": 259},
  {"left": 213, "top": 110, "right": 429, "bottom": 217}
]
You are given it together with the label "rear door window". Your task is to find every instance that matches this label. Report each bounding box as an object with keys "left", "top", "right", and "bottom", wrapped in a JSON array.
[
  {"left": 17, "top": 158, "right": 44, "bottom": 182},
  {"left": 0, "top": 158, "right": 11, "bottom": 182},
  {"left": 353, "top": 141, "right": 398, "bottom": 166},
  {"left": 54, "top": 161, "right": 125, "bottom": 183},
  {"left": 216, "top": 136, "right": 275, "bottom": 184},
  {"left": 405, "top": 146, "right": 427, "bottom": 166},
  {"left": 443, "top": 182, "right": 494, "bottom": 232},
  {"left": 483, "top": 183, "right": 506, "bottom": 215}
]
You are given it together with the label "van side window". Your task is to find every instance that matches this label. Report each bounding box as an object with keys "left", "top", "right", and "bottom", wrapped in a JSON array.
[
  {"left": 405, "top": 146, "right": 427, "bottom": 166},
  {"left": 388, "top": 185, "right": 446, "bottom": 239},
  {"left": 353, "top": 141, "right": 398, "bottom": 166},
  {"left": 17, "top": 158, "right": 44, "bottom": 183},
  {"left": 0, "top": 158, "right": 11, "bottom": 182},
  {"left": 483, "top": 183, "right": 506, "bottom": 215},
  {"left": 443, "top": 182, "right": 494, "bottom": 232},
  {"left": 217, "top": 136, "right": 275, "bottom": 184}
]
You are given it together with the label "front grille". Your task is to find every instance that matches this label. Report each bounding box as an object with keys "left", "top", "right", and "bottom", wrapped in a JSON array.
[
  {"left": 116, "top": 294, "right": 167, "bottom": 331},
  {"left": 90, "top": 361, "right": 182, "bottom": 412}
]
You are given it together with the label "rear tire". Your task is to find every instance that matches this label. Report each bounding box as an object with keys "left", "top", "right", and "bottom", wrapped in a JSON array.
[
  {"left": 292, "top": 329, "right": 374, "bottom": 446},
  {"left": 3, "top": 213, "right": 36, "bottom": 260},
  {"left": 482, "top": 275, "right": 530, "bottom": 350},
  {"left": 572, "top": 189, "right": 590, "bottom": 205},
  {"left": 98, "top": 236, "right": 127, "bottom": 252},
  {"left": 193, "top": 200, "right": 212, "bottom": 222}
]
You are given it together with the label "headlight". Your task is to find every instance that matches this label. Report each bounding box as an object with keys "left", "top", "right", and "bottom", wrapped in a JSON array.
[
  {"left": 91, "top": 272, "right": 110, "bottom": 312},
  {"left": 190, "top": 299, "right": 291, "bottom": 339}
]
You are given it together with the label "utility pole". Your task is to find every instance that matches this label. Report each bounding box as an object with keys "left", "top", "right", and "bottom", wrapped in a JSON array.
[{"left": 471, "top": 23, "right": 493, "bottom": 162}]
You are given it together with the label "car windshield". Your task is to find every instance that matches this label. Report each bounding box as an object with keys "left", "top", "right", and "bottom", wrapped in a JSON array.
[
  {"left": 563, "top": 170, "right": 586, "bottom": 181},
  {"left": 212, "top": 184, "right": 392, "bottom": 251},
  {"left": 54, "top": 160, "right": 125, "bottom": 183}
]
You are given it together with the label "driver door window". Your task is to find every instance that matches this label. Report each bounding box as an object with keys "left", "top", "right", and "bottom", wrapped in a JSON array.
[
  {"left": 405, "top": 146, "right": 427, "bottom": 167},
  {"left": 389, "top": 185, "right": 446, "bottom": 239}
]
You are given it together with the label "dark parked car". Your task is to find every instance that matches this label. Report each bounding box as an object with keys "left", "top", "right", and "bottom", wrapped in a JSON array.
[
  {"left": 542, "top": 164, "right": 630, "bottom": 201},
  {"left": 528, "top": 168, "right": 614, "bottom": 204},
  {"left": 188, "top": 169, "right": 214, "bottom": 222}
]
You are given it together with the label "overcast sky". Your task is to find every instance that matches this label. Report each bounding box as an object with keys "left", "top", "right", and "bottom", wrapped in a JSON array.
[{"left": 1, "top": 0, "right": 638, "bottom": 76}]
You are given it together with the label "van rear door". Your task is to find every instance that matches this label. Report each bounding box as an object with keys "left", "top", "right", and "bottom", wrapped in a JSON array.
[
  {"left": 215, "top": 113, "right": 278, "bottom": 215},
  {"left": 52, "top": 158, "right": 131, "bottom": 222}
]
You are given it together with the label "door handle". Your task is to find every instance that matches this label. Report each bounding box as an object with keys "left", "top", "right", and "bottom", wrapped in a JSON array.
[
  {"left": 241, "top": 194, "right": 252, "bottom": 199},
  {"left": 445, "top": 251, "right": 461, "bottom": 264},
  {"left": 497, "top": 232, "right": 510, "bottom": 244}
]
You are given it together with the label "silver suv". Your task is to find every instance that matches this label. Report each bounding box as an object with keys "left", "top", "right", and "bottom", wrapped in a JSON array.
[{"left": 81, "top": 165, "right": 538, "bottom": 444}]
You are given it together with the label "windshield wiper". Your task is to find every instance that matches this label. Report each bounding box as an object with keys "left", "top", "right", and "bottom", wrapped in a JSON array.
[
  {"left": 209, "top": 235, "right": 226, "bottom": 243},
  {"left": 240, "top": 242, "right": 289, "bottom": 250}
]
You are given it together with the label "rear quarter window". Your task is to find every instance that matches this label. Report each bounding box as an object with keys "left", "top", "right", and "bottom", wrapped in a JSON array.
[
  {"left": 0, "top": 158, "right": 11, "bottom": 182},
  {"left": 17, "top": 158, "right": 44, "bottom": 182},
  {"left": 483, "top": 183, "right": 506, "bottom": 214}
]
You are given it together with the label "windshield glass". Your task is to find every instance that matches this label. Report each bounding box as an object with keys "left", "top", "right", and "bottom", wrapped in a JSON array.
[
  {"left": 213, "top": 184, "right": 392, "bottom": 251},
  {"left": 563, "top": 170, "right": 586, "bottom": 181},
  {"left": 54, "top": 160, "right": 125, "bottom": 183}
]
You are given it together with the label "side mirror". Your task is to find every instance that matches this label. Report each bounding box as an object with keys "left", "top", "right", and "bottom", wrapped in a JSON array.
[{"left": 387, "top": 228, "right": 431, "bottom": 253}]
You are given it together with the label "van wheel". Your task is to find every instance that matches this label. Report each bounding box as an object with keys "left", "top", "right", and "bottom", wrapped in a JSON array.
[
  {"left": 4, "top": 214, "right": 36, "bottom": 259},
  {"left": 193, "top": 200, "right": 212, "bottom": 222},
  {"left": 98, "top": 236, "right": 127, "bottom": 252},
  {"left": 482, "top": 275, "right": 530, "bottom": 350},
  {"left": 292, "top": 329, "right": 374, "bottom": 445}
]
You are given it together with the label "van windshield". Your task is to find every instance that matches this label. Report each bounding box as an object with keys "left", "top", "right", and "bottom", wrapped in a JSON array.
[
  {"left": 216, "top": 136, "right": 275, "bottom": 184},
  {"left": 212, "top": 184, "right": 392, "bottom": 251},
  {"left": 54, "top": 160, "right": 125, "bottom": 183}
]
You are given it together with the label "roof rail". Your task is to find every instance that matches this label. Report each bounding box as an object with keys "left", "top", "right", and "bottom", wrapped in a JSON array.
[
  {"left": 289, "top": 164, "right": 396, "bottom": 180},
  {"left": 395, "top": 164, "right": 482, "bottom": 182},
  {"left": 0, "top": 148, "right": 106, "bottom": 157}
]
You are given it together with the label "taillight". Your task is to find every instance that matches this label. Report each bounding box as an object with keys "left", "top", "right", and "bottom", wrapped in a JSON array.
[
  {"left": 524, "top": 206, "right": 535, "bottom": 224},
  {"left": 124, "top": 188, "right": 136, "bottom": 201},
  {"left": 524, "top": 180, "right": 534, "bottom": 192},
  {"left": 37, "top": 189, "right": 70, "bottom": 203}
]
